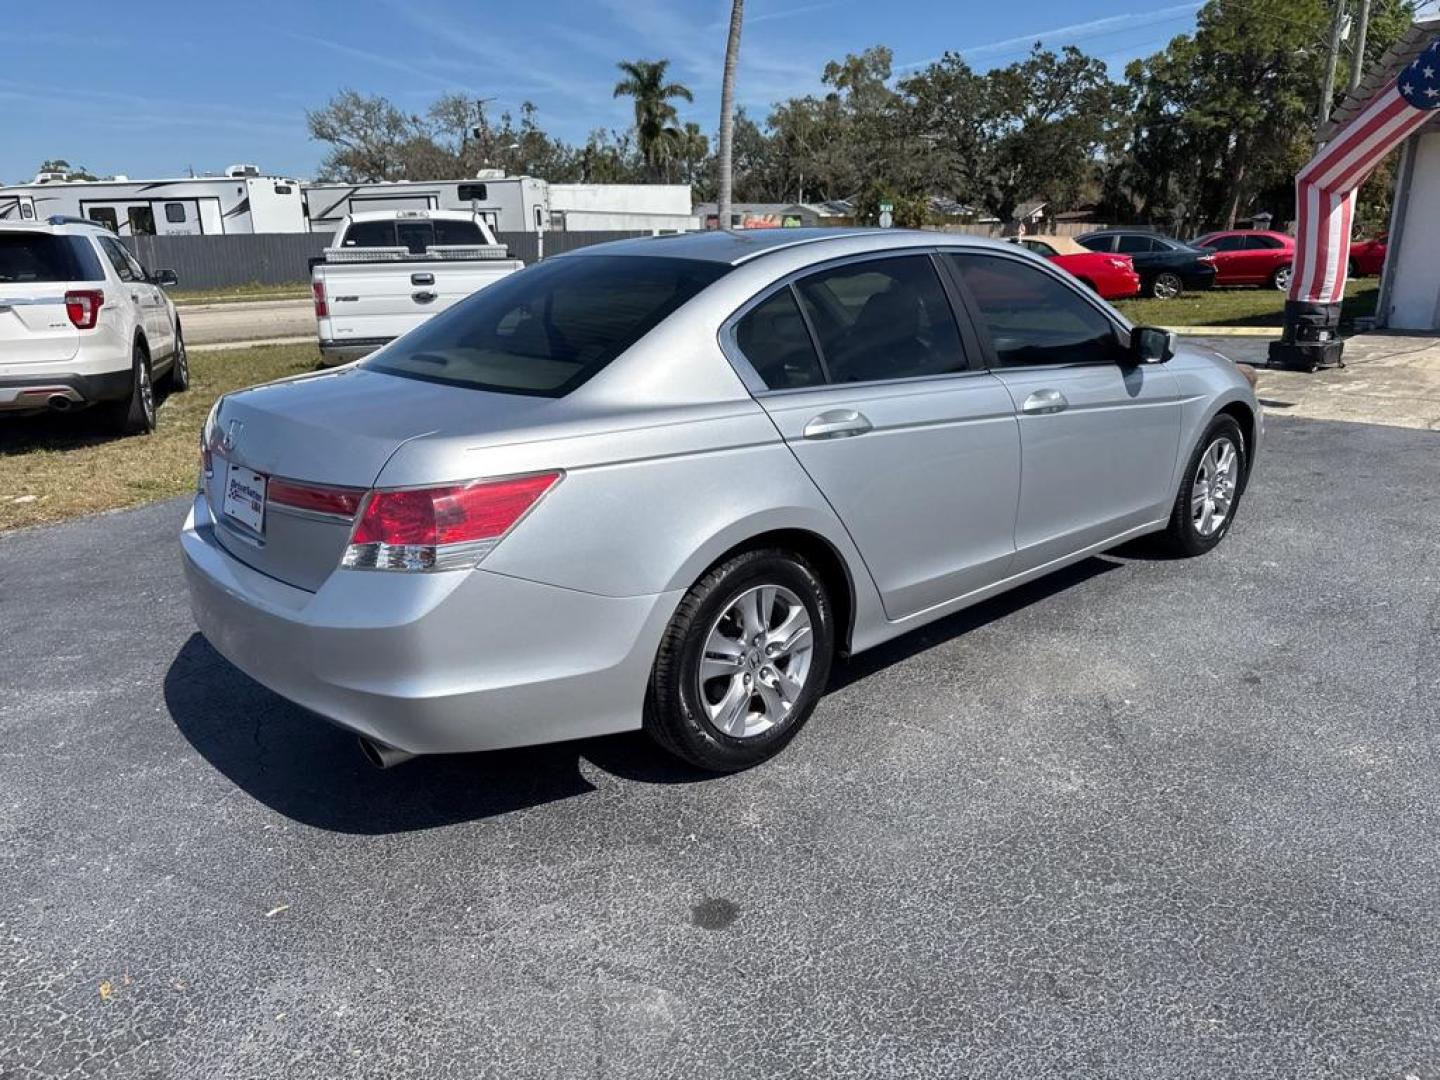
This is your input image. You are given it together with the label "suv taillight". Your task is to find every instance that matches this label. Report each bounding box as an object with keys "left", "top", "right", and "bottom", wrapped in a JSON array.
[
  {"left": 312, "top": 281, "right": 328, "bottom": 318},
  {"left": 343, "top": 471, "right": 562, "bottom": 572},
  {"left": 64, "top": 289, "right": 104, "bottom": 330}
]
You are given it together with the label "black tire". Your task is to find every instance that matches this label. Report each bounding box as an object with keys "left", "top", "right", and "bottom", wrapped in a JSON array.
[
  {"left": 1158, "top": 415, "right": 1247, "bottom": 557},
  {"left": 104, "top": 343, "right": 156, "bottom": 436},
  {"left": 1150, "top": 272, "right": 1184, "bottom": 299},
  {"left": 165, "top": 326, "right": 190, "bottom": 392},
  {"left": 645, "top": 548, "right": 835, "bottom": 772},
  {"left": 1269, "top": 264, "right": 1292, "bottom": 291}
]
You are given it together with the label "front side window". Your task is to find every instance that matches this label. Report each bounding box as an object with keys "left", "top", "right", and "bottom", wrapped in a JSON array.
[
  {"left": 793, "top": 255, "right": 965, "bottom": 383},
  {"left": 946, "top": 253, "right": 1125, "bottom": 369},
  {"left": 1204, "top": 234, "right": 1246, "bottom": 251},
  {"left": 361, "top": 255, "right": 729, "bottom": 397},
  {"left": 733, "top": 287, "right": 826, "bottom": 390},
  {"left": 1246, "top": 235, "right": 1284, "bottom": 249}
]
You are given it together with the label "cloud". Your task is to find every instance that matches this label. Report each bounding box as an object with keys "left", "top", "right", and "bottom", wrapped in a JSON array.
[{"left": 896, "top": 2, "right": 1203, "bottom": 71}]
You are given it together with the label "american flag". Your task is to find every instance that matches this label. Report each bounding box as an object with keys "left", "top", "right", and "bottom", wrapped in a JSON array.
[{"left": 1291, "top": 35, "right": 1440, "bottom": 304}]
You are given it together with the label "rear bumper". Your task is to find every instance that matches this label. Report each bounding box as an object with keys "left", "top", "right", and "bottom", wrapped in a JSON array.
[
  {"left": 180, "top": 492, "right": 680, "bottom": 755},
  {"left": 1099, "top": 270, "right": 1142, "bottom": 299},
  {"left": 318, "top": 337, "right": 392, "bottom": 362},
  {"left": 0, "top": 369, "right": 131, "bottom": 411}
]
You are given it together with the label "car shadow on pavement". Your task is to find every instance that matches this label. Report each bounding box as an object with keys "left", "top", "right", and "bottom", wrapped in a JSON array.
[
  {"left": 164, "top": 634, "right": 712, "bottom": 834},
  {"left": 829, "top": 555, "right": 1123, "bottom": 690},
  {"left": 167, "top": 555, "right": 1124, "bottom": 832}
]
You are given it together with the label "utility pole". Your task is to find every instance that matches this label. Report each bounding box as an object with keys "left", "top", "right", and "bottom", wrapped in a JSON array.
[
  {"left": 1316, "top": 0, "right": 1348, "bottom": 148},
  {"left": 1348, "top": 0, "right": 1371, "bottom": 93}
]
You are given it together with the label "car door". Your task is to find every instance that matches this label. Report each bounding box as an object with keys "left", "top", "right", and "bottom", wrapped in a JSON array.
[
  {"left": 944, "top": 251, "right": 1183, "bottom": 572},
  {"left": 1201, "top": 233, "right": 1247, "bottom": 283},
  {"left": 101, "top": 237, "right": 171, "bottom": 356},
  {"left": 727, "top": 252, "right": 1021, "bottom": 621}
]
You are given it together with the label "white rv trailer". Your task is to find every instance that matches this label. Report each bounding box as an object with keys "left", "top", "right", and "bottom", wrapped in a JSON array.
[
  {"left": 548, "top": 183, "right": 698, "bottom": 231},
  {"left": 0, "top": 166, "right": 306, "bottom": 235},
  {"left": 304, "top": 175, "right": 549, "bottom": 234}
]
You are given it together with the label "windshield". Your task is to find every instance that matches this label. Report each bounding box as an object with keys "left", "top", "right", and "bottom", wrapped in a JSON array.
[{"left": 361, "top": 254, "right": 731, "bottom": 397}]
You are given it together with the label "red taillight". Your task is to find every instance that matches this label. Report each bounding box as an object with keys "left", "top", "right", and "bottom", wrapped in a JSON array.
[
  {"left": 312, "top": 281, "right": 328, "bottom": 318},
  {"left": 64, "top": 289, "right": 104, "bottom": 330},
  {"left": 344, "top": 472, "right": 561, "bottom": 571},
  {"left": 268, "top": 477, "right": 364, "bottom": 518}
]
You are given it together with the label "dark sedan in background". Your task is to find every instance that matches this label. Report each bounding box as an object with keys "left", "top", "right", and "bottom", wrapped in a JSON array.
[{"left": 1078, "top": 229, "right": 1218, "bottom": 299}]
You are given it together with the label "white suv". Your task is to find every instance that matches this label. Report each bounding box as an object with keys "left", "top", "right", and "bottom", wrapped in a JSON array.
[{"left": 0, "top": 216, "right": 188, "bottom": 433}]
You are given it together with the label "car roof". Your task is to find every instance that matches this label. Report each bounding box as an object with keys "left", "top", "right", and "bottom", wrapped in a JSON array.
[
  {"left": 1016, "top": 234, "right": 1091, "bottom": 255},
  {"left": 345, "top": 209, "right": 483, "bottom": 223},
  {"left": 0, "top": 217, "right": 109, "bottom": 237},
  {"left": 563, "top": 227, "right": 1021, "bottom": 266},
  {"left": 1080, "top": 228, "right": 1171, "bottom": 238}
]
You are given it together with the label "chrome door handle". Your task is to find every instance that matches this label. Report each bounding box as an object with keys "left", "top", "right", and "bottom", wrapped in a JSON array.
[
  {"left": 802, "top": 409, "right": 872, "bottom": 440},
  {"left": 1022, "top": 389, "right": 1069, "bottom": 415}
]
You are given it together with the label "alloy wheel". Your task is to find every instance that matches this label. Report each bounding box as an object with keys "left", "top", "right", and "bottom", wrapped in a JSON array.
[
  {"left": 1152, "top": 273, "right": 1182, "bottom": 299},
  {"left": 1273, "top": 265, "right": 1291, "bottom": 291},
  {"left": 697, "top": 584, "right": 814, "bottom": 739},
  {"left": 1192, "top": 436, "right": 1239, "bottom": 537},
  {"left": 138, "top": 360, "right": 154, "bottom": 424}
]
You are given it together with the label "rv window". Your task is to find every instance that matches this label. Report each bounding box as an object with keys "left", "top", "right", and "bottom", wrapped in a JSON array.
[
  {"left": 19, "top": 203, "right": 34, "bottom": 220},
  {"left": 164, "top": 203, "right": 186, "bottom": 224},
  {"left": 458, "top": 183, "right": 487, "bottom": 202},
  {"left": 127, "top": 206, "right": 156, "bottom": 236},
  {"left": 87, "top": 207, "right": 119, "bottom": 232},
  {"left": 274, "top": 184, "right": 293, "bottom": 195}
]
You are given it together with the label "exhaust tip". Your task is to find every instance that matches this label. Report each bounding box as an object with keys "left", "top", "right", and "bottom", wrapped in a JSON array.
[
  {"left": 47, "top": 394, "right": 73, "bottom": 412},
  {"left": 357, "top": 736, "right": 416, "bottom": 770}
]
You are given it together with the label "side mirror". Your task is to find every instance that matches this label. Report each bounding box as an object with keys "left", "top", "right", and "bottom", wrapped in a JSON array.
[
  {"left": 153, "top": 269, "right": 179, "bottom": 288},
  {"left": 1129, "top": 325, "right": 1176, "bottom": 364}
]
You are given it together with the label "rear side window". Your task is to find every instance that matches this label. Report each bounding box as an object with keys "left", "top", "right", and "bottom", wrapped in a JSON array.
[
  {"left": 734, "top": 287, "right": 825, "bottom": 390},
  {"left": 0, "top": 233, "right": 103, "bottom": 283},
  {"left": 1115, "top": 234, "right": 1156, "bottom": 254},
  {"left": 947, "top": 253, "right": 1125, "bottom": 368},
  {"left": 793, "top": 255, "right": 965, "bottom": 383},
  {"left": 362, "top": 255, "right": 730, "bottom": 397}
]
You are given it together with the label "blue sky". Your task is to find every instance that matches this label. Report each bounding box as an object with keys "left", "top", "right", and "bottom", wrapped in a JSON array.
[{"left": 0, "top": 0, "right": 1390, "bottom": 183}]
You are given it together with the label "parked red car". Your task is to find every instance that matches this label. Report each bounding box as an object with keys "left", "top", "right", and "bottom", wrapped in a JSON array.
[
  {"left": 1190, "top": 230, "right": 1294, "bottom": 290},
  {"left": 1011, "top": 235, "right": 1141, "bottom": 299},
  {"left": 1349, "top": 234, "right": 1387, "bottom": 277}
]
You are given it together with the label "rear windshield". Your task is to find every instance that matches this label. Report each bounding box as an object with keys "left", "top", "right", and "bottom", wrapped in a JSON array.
[
  {"left": 342, "top": 218, "right": 487, "bottom": 253},
  {"left": 0, "top": 233, "right": 102, "bottom": 283},
  {"left": 361, "top": 255, "right": 730, "bottom": 397}
]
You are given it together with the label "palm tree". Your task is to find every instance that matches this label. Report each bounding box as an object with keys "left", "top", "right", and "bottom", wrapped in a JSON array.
[
  {"left": 717, "top": 1, "right": 745, "bottom": 228},
  {"left": 614, "top": 59, "right": 694, "bottom": 180}
]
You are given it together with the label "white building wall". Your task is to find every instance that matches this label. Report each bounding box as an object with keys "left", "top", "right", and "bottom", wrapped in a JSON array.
[{"left": 1384, "top": 129, "right": 1440, "bottom": 331}]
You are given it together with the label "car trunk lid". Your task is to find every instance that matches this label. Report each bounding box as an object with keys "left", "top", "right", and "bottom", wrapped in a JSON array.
[
  {"left": 0, "top": 282, "right": 80, "bottom": 366},
  {"left": 205, "top": 365, "right": 559, "bottom": 591}
]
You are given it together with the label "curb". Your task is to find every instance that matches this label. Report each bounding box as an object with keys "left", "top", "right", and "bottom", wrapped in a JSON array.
[
  {"left": 1166, "top": 326, "right": 1279, "bottom": 337},
  {"left": 190, "top": 336, "right": 315, "bottom": 353}
]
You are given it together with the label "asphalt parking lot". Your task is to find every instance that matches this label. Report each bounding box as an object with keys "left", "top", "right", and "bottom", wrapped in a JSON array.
[{"left": 2, "top": 414, "right": 1438, "bottom": 1078}]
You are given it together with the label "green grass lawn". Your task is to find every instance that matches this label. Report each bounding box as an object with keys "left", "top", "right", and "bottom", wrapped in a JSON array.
[
  {"left": 1113, "top": 279, "right": 1379, "bottom": 329},
  {"left": 170, "top": 282, "right": 311, "bottom": 305},
  {"left": 0, "top": 343, "right": 321, "bottom": 532}
]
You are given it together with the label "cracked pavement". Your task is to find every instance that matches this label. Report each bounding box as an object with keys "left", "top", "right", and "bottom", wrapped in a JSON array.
[{"left": 1, "top": 415, "right": 1438, "bottom": 1078}]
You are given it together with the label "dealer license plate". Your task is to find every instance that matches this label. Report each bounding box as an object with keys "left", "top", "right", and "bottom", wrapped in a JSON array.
[{"left": 222, "top": 462, "right": 267, "bottom": 535}]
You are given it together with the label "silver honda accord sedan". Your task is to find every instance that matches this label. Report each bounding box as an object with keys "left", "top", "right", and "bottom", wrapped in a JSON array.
[{"left": 181, "top": 229, "right": 1260, "bottom": 772}]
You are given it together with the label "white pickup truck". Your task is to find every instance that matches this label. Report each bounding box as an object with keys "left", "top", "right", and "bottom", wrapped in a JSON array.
[{"left": 311, "top": 209, "right": 525, "bottom": 363}]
